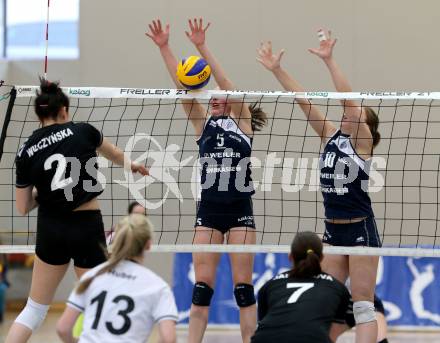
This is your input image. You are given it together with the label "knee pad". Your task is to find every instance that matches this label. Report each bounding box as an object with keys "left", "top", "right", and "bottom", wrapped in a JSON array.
[
  {"left": 353, "top": 300, "right": 376, "bottom": 325},
  {"left": 15, "top": 297, "right": 49, "bottom": 332},
  {"left": 192, "top": 282, "right": 214, "bottom": 306},
  {"left": 234, "top": 283, "right": 256, "bottom": 308}
]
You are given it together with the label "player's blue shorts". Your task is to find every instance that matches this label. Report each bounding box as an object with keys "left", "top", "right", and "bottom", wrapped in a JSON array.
[
  {"left": 195, "top": 197, "right": 255, "bottom": 234},
  {"left": 323, "top": 216, "right": 381, "bottom": 247}
]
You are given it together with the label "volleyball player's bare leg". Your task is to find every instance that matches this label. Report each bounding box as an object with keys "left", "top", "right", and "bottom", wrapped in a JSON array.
[
  {"left": 228, "top": 227, "right": 256, "bottom": 343},
  {"left": 321, "top": 246, "right": 349, "bottom": 283},
  {"left": 377, "top": 312, "right": 388, "bottom": 341},
  {"left": 5, "top": 257, "right": 69, "bottom": 343},
  {"left": 350, "top": 255, "right": 379, "bottom": 343},
  {"left": 188, "top": 226, "right": 223, "bottom": 343}
]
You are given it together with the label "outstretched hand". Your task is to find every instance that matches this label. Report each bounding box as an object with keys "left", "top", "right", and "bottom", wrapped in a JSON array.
[
  {"left": 256, "top": 41, "right": 285, "bottom": 71},
  {"left": 308, "top": 28, "right": 337, "bottom": 61},
  {"left": 185, "top": 18, "right": 210, "bottom": 47},
  {"left": 145, "top": 19, "right": 170, "bottom": 48}
]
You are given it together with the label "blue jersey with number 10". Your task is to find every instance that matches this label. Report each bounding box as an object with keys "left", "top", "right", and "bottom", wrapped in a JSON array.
[{"left": 320, "top": 130, "right": 373, "bottom": 219}]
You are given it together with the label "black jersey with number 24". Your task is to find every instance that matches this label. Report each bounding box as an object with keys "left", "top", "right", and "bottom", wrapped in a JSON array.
[
  {"left": 15, "top": 122, "right": 103, "bottom": 212},
  {"left": 251, "top": 271, "right": 351, "bottom": 343}
]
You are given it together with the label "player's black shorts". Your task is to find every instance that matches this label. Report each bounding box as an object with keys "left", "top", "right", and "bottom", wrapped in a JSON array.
[
  {"left": 36, "top": 209, "right": 107, "bottom": 268},
  {"left": 322, "top": 216, "right": 381, "bottom": 247},
  {"left": 344, "top": 294, "right": 386, "bottom": 328},
  {"left": 195, "top": 197, "right": 255, "bottom": 234}
]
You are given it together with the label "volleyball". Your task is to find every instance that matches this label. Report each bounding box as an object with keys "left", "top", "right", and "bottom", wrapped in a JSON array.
[{"left": 176, "top": 56, "right": 211, "bottom": 89}]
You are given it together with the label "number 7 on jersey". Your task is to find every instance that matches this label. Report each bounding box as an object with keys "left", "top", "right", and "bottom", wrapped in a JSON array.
[{"left": 286, "top": 283, "right": 314, "bottom": 304}]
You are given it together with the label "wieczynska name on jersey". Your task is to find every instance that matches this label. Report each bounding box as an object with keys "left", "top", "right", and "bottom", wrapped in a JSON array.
[{"left": 18, "top": 127, "right": 74, "bottom": 158}]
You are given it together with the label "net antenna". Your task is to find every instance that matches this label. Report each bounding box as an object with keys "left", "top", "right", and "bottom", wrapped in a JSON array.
[{"left": 44, "top": 0, "right": 51, "bottom": 79}]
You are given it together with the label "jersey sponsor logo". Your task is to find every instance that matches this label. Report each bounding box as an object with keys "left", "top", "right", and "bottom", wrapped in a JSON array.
[
  {"left": 205, "top": 165, "right": 242, "bottom": 174},
  {"left": 203, "top": 151, "right": 241, "bottom": 159},
  {"left": 228, "top": 134, "right": 242, "bottom": 144},
  {"left": 109, "top": 269, "right": 137, "bottom": 281},
  {"left": 321, "top": 185, "right": 349, "bottom": 194},
  {"left": 320, "top": 172, "right": 347, "bottom": 180},
  {"left": 25, "top": 128, "right": 74, "bottom": 157}
]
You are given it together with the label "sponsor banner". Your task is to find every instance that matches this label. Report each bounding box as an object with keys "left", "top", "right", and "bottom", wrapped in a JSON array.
[
  {"left": 14, "top": 86, "right": 440, "bottom": 100},
  {"left": 173, "top": 253, "right": 440, "bottom": 328}
]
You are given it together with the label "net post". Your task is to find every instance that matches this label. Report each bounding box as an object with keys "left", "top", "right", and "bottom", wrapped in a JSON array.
[{"left": 0, "top": 87, "right": 17, "bottom": 163}]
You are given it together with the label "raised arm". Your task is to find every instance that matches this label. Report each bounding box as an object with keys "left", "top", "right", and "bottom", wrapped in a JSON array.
[
  {"left": 257, "top": 41, "right": 336, "bottom": 141},
  {"left": 145, "top": 20, "right": 207, "bottom": 136},
  {"left": 185, "top": 18, "right": 253, "bottom": 135},
  {"left": 308, "top": 29, "right": 372, "bottom": 148},
  {"left": 97, "top": 138, "right": 148, "bottom": 176}
]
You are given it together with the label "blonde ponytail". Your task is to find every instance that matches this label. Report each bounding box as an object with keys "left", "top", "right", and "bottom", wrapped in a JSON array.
[{"left": 76, "top": 214, "right": 153, "bottom": 294}]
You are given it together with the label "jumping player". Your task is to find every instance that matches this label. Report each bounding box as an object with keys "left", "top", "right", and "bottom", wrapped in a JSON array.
[
  {"left": 56, "top": 214, "right": 177, "bottom": 343},
  {"left": 146, "top": 18, "right": 267, "bottom": 343},
  {"left": 257, "top": 30, "right": 381, "bottom": 343},
  {"left": 6, "top": 79, "right": 148, "bottom": 343},
  {"left": 251, "top": 231, "right": 351, "bottom": 343}
]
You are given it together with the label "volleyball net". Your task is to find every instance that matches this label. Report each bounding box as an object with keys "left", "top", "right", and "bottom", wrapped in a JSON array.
[{"left": 1, "top": 86, "right": 440, "bottom": 256}]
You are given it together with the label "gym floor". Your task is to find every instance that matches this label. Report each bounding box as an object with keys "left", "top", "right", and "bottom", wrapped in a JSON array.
[{"left": 0, "top": 312, "right": 438, "bottom": 343}]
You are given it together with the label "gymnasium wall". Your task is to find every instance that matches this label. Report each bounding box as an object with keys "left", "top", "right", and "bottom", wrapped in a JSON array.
[{"left": 3, "top": 0, "right": 440, "bottom": 302}]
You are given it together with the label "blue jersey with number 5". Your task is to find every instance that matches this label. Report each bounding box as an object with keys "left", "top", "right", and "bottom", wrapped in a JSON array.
[{"left": 197, "top": 116, "right": 254, "bottom": 201}]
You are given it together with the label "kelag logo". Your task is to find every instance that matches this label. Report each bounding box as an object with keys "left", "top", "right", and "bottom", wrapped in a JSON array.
[{"left": 69, "top": 88, "right": 91, "bottom": 96}]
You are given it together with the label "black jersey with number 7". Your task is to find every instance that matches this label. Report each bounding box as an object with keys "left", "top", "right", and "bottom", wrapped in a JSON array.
[{"left": 251, "top": 271, "right": 351, "bottom": 343}]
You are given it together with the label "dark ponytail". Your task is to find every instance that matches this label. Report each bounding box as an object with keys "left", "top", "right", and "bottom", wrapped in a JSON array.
[
  {"left": 248, "top": 103, "right": 267, "bottom": 132},
  {"left": 289, "top": 231, "right": 323, "bottom": 279},
  {"left": 34, "top": 77, "right": 69, "bottom": 121},
  {"left": 365, "top": 107, "right": 380, "bottom": 148}
]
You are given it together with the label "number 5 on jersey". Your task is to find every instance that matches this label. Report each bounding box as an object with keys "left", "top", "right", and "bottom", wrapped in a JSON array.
[
  {"left": 286, "top": 283, "right": 314, "bottom": 304},
  {"left": 216, "top": 133, "right": 224, "bottom": 147}
]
